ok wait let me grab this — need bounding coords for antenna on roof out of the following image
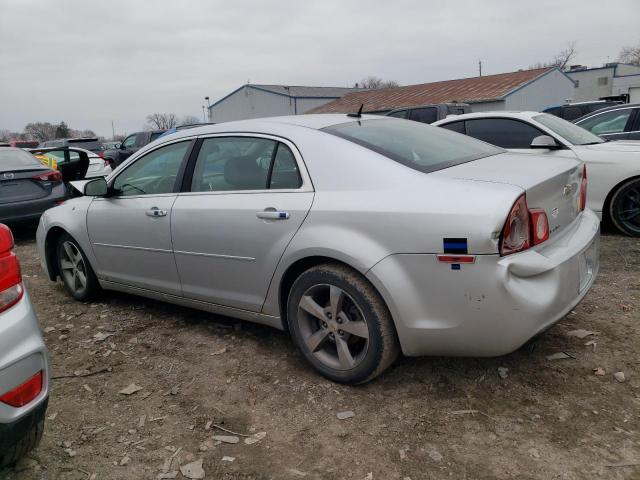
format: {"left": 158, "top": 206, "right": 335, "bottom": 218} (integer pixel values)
{"left": 347, "top": 104, "right": 364, "bottom": 118}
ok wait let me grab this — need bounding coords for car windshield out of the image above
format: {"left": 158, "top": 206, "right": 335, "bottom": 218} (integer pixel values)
{"left": 322, "top": 118, "right": 502, "bottom": 173}
{"left": 533, "top": 113, "right": 605, "bottom": 145}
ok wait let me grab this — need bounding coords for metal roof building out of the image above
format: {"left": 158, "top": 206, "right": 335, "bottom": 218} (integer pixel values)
{"left": 207, "top": 84, "right": 364, "bottom": 123}
{"left": 312, "top": 67, "right": 576, "bottom": 114}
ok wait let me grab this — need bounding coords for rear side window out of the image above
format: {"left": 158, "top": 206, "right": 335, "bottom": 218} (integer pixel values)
{"left": 464, "top": 118, "right": 544, "bottom": 149}
{"left": 440, "top": 121, "right": 465, "bottom": 134}
{"left": 322, "top": 119, "right": 501, "bottom": 174}
{"left": 190, "top": 137, "right": 302, "bottom": 192}
{"left": 408, "top": 107, "right": 438, "bottom": 124}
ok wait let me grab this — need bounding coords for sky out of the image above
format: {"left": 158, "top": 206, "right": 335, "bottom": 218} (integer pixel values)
{"left": 1, "top": 0, "right": 638, "bottom": 138}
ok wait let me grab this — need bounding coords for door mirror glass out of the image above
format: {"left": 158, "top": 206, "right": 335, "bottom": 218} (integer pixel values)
{"left": 84, "top": 177, "right": 108, "bottom": 196}
{"left": 530, "top": 135, "right": 561, "bottom": 149}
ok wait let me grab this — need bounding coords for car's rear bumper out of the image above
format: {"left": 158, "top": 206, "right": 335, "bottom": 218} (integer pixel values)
{"left": 0, "top": 187, "right": 66, "bottom": 223}
{"left": 0, "top": 291, "right": 50, "bottom": 425}
{"left": 366, "top": 209, "right": 600, "bottom": 357}
{"left": 0, "top": 397, "right": 48, "bottom": 460}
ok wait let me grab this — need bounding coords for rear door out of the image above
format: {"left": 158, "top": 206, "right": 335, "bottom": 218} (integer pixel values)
{"left": 87, "top": 140, "right": 193, "bottom": 295}
{"left": 171, "top": 135, "right": 314, "bottom": 312}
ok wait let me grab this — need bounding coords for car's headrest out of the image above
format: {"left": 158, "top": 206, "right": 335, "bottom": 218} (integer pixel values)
{"left": 223, "top": 155, "right": 266, "bottom": 189}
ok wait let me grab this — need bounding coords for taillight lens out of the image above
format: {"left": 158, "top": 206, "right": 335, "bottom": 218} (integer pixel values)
{"left": 530, "top": 208, "right": 549, "bottom": 245}
{"left": 500, "top": 195, "right": 551, "bottom": 255}
{"left": 579, "top": 164, "right": 587, "bottom": 211}
{"left": 0, "top": 371, "right": 43, "bottom": 407}
{"left": 500, "top": 195, "right": 531, "bottom": 255}
{"left": 32, "top": 170, "right": 63, "bottom": 182}
{"left": 0, "top": 224, "right": 23, "bottom": 313}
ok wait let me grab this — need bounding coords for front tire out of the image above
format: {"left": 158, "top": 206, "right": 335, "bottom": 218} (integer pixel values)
{"left": 609, "top": 178, "right": 640, "bottom": 237}
{"left": 287, "top": 263, "right": 399, "bottom": 384}
{"left": 56, "top": 233, "right": 100, "bottom": 301}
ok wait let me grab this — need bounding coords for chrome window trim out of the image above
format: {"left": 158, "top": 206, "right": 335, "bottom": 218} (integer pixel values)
{"left": 575, "top": 106, "right": 636, "bottom": 124}
{"left": 185, "top": 132, "right": 314, "bottom": 194}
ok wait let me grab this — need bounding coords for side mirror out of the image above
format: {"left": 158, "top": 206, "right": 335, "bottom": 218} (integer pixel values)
{"left": 114, "top": 143, "right": 121, "bottom": 149}
{"left": 530, "top": 135, "right": 561, "bottom": 149}
{"left": 84, "top": 177, "right": 108, "bottom": 196}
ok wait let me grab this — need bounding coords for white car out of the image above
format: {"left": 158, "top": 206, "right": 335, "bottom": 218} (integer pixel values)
{"left": 434, "top": 112, "right": 640, "bottom": 236}
{"left": 39, "top": 147, "right": 112, "bottom": 179}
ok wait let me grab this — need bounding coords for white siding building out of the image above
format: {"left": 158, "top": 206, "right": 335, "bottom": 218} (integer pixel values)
{"left": 208, "top": 85, "right": 363, "bottom": 123}
{"left": 567, "top": 63, "right": 640, "bottom": 102}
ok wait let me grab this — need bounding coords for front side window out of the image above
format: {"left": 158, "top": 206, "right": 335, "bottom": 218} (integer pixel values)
{"left": 191, "top": 137, "right": 281, "bottom": 192}
{"left": 409, "top": 107, "right": 438, "bottom": 124}
{"left": 322, "top": 118, "right": 502, "bottom": 174}
{"left": 122, "top": 135, "right": 136, "bottom": 149}
{"left": 534, "top": 113, "right": 604, "bottom": 145}
{"left": 464, "top": 118, "right": 545, "bottom": 149}
{"left": 577, "top": 109, "right": 633, "bottom": 135}
{"left": 112, "top": 141, "right": 189, "bottom": 196}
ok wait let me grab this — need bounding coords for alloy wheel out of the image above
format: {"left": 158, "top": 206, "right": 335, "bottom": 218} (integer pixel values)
{"left": 614, "top": 183, "right": 640, "bottom": 235}
{"left": 296, "top": 284, "right": 370, "bottom": 370}
{"left": 59, "top": 241, "right": 88, "bottom": 293}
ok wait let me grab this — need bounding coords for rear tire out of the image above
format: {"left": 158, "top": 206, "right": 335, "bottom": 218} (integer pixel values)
{"left": 609, "top": 178, "right": 640, "bottom": 237}
{"left": 0, "top": 403, "right": 46, "bottom": 468}
{"left": 287, "top": 263, "right": 399, "bottom": 384}
{"left": 56, "top": 233, "right": 101, "bottom": 301}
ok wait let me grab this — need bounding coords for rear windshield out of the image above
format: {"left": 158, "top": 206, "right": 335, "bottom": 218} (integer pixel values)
{"left": 322, "top": 118, "right": 502, "bottom": 173}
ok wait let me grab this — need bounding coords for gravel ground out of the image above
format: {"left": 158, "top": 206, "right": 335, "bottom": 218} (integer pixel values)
{"left": 1, "top": 227, "right": 639, "bottom": 480}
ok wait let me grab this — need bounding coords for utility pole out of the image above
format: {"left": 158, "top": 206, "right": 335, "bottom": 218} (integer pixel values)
{"left": 479, "top": 60, "right": 482, "bottom": 77}
{"left": 111, "top": 121, "right": 115, "bottom": 140}
{"left": 204, "top": 96, "right": 211, "bottom": 122}
{"left": 202, "top": 105, "right": 206, "bottom": 122}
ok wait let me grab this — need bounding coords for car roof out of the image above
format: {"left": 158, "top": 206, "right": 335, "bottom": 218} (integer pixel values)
{"left": 433, "top": 111, "right": 541, "bottom": 125}
{"left": 574, "top": 103, "right": 640, "bottom": 122}
{"left": 158, "top": 114, "right": 385, "bottom": 142}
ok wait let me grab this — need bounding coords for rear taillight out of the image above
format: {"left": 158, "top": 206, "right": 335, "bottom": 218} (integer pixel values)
{"left": 32, "top": 170, "right": 63, "bottom": 183}
{"left": 98, "top": 151, "right": 104, "bottom": 158}
{"left": 579, "top": 164, "right": 587, "bottom": 211}
{"left": 500, "top": 195, "right": 531, "bottom": 256}
{"left": 499, "top": 195, "right": 551, "bottom": 256}
{"left": 0, "top": 224, "right": 23, "bottom": 313}
{"left": 530, "top": 208, "right": 549, "bottom": 245}
{"left": 0, "top": 371, "right": 43, "bottom": 407}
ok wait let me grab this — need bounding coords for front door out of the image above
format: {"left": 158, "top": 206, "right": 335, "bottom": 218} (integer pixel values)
{"left": 171, "top": 135, "right": 314, "bottom": 312}
{"left": 87, "top": 140, "right": 192, "bottom": 295}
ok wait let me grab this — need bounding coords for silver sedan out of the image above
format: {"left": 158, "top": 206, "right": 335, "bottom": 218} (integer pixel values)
{"left": 36, "top": 115, "right": 599, "bottom": 384}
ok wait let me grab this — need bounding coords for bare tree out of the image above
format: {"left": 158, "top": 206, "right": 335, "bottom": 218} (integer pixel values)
{"left": 356, "top": 76, "right": 400, "bottom": 89}
{"left": 529, "top": 41, "right": 577, "bottom": 71}
{"left": 180, "top": 115, "right": 201, "bottom": 126}
{"left": 145, "top": 113, "right": 178, "bottom": 130}
{"left": 619, "top": 41, "right": 640, "bottom": 66}
{"left": 24, "top": 122, "right": 58, "bottom": 142}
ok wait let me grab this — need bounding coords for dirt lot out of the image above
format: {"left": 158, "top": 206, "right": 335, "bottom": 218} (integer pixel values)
{"left": 1, "top": 227, "right": 639, "bottom": 480}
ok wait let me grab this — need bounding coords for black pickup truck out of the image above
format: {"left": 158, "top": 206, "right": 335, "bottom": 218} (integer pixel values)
{"left": 103, "top": 130, "right": 166, "bottom": 166}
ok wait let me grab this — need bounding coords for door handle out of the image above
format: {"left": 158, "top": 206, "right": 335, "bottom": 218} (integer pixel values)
{"left": 146, "top": 207, "right": 167, "bottom": 217}
{"left": 256, "top": 209, "right": 290, "bottom": 220}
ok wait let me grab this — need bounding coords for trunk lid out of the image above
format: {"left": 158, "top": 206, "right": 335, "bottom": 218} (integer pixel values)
{"left": 433, "top": 152, "right": 583, "bottom": 239}
{"left": 0, "top": 168, "right": 56, "bottom": 204}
